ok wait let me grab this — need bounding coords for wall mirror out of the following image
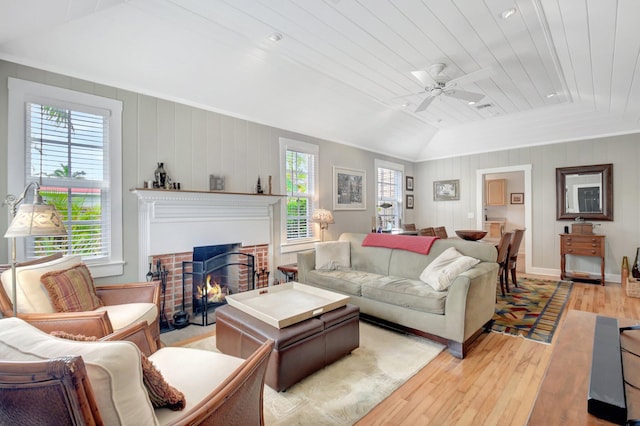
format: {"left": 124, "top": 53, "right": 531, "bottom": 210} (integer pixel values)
{"left": 556, "top": 163, "right": 613, "bottom": 221}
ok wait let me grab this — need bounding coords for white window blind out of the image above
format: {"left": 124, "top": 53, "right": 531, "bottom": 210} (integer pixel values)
{"left": 25, "top": 102, "right": 111, "bottom": 260}
{"left": 285, "top": 149, "right": 316, "bottom": 241}
{"left": 376, "top": 161, "right": 403, "bottom": 230}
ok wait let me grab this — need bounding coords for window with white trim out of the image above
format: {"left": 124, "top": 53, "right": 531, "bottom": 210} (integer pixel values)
{"left": 375, "top": 159, "right": 404, "bottom": 231}
{"left": 8, "top": 78, "right": 123, "bottom": 277}
{"left": 279, "top": 138, "right": 318, "bottom": 252}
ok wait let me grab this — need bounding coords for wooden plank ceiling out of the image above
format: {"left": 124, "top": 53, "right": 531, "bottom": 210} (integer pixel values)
{"left": 0, "top": 0, "right": 639, "bottom": 160}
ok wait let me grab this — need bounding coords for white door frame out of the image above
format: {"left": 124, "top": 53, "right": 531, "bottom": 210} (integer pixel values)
{"left": 476, "top": 164, "right": 532, "bottom": 275}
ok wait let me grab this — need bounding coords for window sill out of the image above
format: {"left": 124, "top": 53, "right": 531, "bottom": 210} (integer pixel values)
{"left": 280, "top": 240, "right": 318, "bottom": 254}
{"left": 86, "top": 260, "right": 125, "bottom": 278}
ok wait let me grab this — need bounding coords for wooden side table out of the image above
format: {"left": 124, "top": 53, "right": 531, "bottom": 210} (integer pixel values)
{"left": 560, "top": 233, "right": 605, "bottom": 285}
{"left": 277, "top": 263, "right": 298, "bottom": 282}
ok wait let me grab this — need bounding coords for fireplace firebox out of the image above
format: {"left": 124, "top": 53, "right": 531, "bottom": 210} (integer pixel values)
{"left": 182, "top": 243, "right": 255, "bottom": 326}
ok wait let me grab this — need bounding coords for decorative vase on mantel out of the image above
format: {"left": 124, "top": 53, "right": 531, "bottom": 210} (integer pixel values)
{"left": 632, "top": 248, "right": 640, "bottom": 279}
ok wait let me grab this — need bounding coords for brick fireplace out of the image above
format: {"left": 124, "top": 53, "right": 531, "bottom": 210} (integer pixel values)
{"left": 132, "top": 189, "right": 282, "bottom": 325}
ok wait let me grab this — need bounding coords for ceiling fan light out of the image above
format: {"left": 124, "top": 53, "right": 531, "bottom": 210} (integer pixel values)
{"left": 500, "top": 8, "right": 517, "bottom": 19}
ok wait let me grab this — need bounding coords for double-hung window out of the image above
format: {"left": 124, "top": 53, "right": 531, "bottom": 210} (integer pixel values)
{"left": 8, "top": 78, "right": 123, "bottom": 277}
{"left": 375, "top": 159, "right": 404, "bottom": 231}
{"left": 279, "top": 138, "right": 318, "bottom": 252}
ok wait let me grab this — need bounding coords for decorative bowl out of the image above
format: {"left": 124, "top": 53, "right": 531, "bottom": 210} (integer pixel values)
{"left": 455, "top": 230, "right": 488, "bottom": 241}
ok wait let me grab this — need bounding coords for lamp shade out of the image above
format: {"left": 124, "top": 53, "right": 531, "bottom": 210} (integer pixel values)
{"left": 4, "top": 203, "right": 66, "bottom": 238}
{"left": 311, "top": 209, "right": 335, "bottom": 225}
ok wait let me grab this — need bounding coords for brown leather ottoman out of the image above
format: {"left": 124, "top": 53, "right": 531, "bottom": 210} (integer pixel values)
{"left": 216, "top": 303, "right": 359, "bottom": 391}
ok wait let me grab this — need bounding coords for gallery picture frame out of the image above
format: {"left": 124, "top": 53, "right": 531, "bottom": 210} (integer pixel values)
{"left": 406, "top": 194, "right": 414, "bottom": 209}
{"left": 406, "top": 176, "right": 414, "bottom": 192}
{"left": 511, "top": 192, "right": 524, "bottom": 204}
{"left": 333, "top": 166, "right": 366, "bottom": 210}
{"left": 433, "top": 179, "right": 460, "bottom": 201}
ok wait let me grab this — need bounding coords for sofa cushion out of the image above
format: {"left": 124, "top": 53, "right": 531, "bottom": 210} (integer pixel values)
{"left": 306, "top": 269, "right": 387, "bottom": 296}
{"left": 96, "top": 302, "right": 158, "bottom": 330}
{"left": 339, "top": 233, "right": 392, "bottom": 276}
{"left": 41, "top": 264, "right": 104, "bottom": 312}
{"left": 419, "top": 247, "right": 480, "bottom": 291}
{"left": 361, "top": 278, "right": 447, "bottom": 315}
{"left": 315, "top": 241, "right": 350, "bottom": 270}
{"left": 0, "top": 317, "right": 158, "bottom": 426}
{"left": 1, "top": 255, "right": 82, "bottom": 313}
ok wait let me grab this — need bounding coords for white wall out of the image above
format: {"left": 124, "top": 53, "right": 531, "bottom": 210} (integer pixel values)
{"left": 0, "top": 60, "right": 414, "bottom": 283}
{"left": 414, "top": 136, "right": 640, "bottom": 280}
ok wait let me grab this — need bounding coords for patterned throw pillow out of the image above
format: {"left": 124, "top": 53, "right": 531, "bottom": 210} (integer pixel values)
{"left": 40, "top": 264, "right": 103, "bottom": 312}
{"left": 50, "top": 330, "right": 186, "bottom": 411}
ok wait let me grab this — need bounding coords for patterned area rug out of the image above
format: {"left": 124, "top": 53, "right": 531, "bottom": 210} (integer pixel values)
{"left": 492, "top": 278, "right": 573, "bottom": 344}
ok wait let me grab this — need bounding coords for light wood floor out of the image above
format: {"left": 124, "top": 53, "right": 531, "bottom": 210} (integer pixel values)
{"left": 356, "top": 274, "right": 640, "bottom": 425}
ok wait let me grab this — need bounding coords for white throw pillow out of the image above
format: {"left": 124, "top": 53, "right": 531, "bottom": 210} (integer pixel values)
{"left": 315, "top": 241, "right": 350, "bottom": 270}
{"left": 419, "top": 247, "right": 480, "bottom": 291}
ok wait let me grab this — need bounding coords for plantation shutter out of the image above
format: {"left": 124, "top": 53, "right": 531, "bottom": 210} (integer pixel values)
{"left": 25, "top": 102, "right": 111, "bottom": 260}
{"left": 285, "top": 149, "right": 316, "bottom": 241}
{"left": 376, "top": 166, "right": 403, "bottom": 229}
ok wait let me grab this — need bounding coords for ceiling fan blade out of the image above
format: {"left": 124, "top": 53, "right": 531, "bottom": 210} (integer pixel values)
{"left": 444, "top": 89, "right": 485, "bottom": 103}
{"left": 414, "top": 96, "right": 435, "bottom": 112}
{"left": 446, "top": 67, "right": 494, "bottom": 88}
{"left": 411, "top": 70, "right": 435, "bottom": 87}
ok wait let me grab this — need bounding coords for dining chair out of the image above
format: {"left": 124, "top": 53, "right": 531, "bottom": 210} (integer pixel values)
{"left": 496, "top": 231, "right": 514, "bottom": 296}
{"left": 507, "top": 228, "right": 526, "bottom": 288}
{"left": 418, "top": 227, "right": 436, "bottom": 236}
{"left": 434, "top": 226, "right": 448, "bottom": 239}
{"left": 403, "top": 223, "right": 417, "bottom": 231}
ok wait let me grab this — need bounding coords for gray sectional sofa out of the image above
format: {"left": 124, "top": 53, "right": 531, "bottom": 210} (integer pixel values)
{"left": 297, "top": 232, "right": 498, "bottom": 358}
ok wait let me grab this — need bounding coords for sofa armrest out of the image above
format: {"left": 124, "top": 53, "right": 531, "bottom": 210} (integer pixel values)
{"left": 296, "top": 250, "right": 316, "bottom": 283}
{"left": 444, "top": 262, "right": 498, "bottom": 342}
{"left": 20, "top": 311, "right": 114, "bottom": 338}
{"left": 96, "top": 281, "right": 160, "bottom": 308}
{"left": 100, "top": 321, "right": 158, "bottom": 356}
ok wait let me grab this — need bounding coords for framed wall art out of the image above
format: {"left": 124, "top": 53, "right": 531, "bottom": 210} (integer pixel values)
{"left": 406, "top": 176, "right": 414, "bottom": 191}
{"left": 333, "top": 166, "right": 366, "bottom": 210}
{"left": 433, "top": 179, "right": 460, "bottom": 201}
{"left": 406, "top": 194, "right": 414, "bottom": 209}
{"left": 511, "top": 192, "right": 524, "bottom": 204}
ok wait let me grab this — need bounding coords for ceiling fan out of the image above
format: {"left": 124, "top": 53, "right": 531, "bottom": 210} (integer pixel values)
{"left": 409, "top": 63, "right": 493, "bottom": 113}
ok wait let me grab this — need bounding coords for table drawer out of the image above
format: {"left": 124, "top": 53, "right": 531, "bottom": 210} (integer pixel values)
{"left": 561, "top": 236, "right": 603, "bottom": 256}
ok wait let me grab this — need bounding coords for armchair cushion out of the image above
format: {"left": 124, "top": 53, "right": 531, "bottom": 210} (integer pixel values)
{"left": 1, "top": 255, "right": 81, "bottom": 313}
{"left": 0, "top": 317, "right": 157, "bottom": 426}
{"left": 41, "top": 264, "right": 103, "bottom": 312}
{"left": 51, "top": 329, "right": 186, "bottom": 411}
{"left": 96, "top": 302, "right": 158, "bottom": 332}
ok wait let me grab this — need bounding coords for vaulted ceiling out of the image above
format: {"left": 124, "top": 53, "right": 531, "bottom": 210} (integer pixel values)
{"left": 1, "top": 0, "right": 639, "bottom": 161}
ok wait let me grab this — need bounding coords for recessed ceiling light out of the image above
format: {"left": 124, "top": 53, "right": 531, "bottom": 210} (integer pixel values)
{"left": 468, "top": 101, "right": 476, "bottom": 105}
{"left": 500, "top": 8, "right": 517, "bottom": 19}
{"left": 546, "top": 92, "right": 556, "bottom": 98}
{"left": 401, "top": 102, "right": 410, "bottom": 108}
{"left": 268, "top": 32, "right": 283, "bottom": 42}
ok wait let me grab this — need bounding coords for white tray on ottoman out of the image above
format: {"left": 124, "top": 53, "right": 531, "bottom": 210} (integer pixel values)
{"left": 225, "top": 282, "right": 349, "bottom": 328}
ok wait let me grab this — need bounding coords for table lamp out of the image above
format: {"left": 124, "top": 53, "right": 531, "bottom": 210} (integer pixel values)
{"left": 4, "top": 182, "right": 67, "bottom": 316}
{"left": 311, "top": 209, "right": 334, "bottom": 242}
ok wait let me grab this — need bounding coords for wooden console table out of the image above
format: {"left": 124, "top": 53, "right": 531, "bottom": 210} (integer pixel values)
{"left": 528, "top": 310, "right": 639, "bottom": 424}
{"left": 560, "top": 233, "right": 605, "bottom": 285}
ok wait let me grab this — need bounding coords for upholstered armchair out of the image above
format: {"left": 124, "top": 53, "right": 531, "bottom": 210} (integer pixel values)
{"left": 0, "top": 253, "right": 162, "bottom": 345}
{"left": 0, "top": 318, "right": 274, "bottom": 425}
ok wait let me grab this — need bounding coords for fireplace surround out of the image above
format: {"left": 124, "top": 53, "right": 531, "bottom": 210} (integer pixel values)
{"left": 133, "top": 189, "right": 282, "bottom": 324}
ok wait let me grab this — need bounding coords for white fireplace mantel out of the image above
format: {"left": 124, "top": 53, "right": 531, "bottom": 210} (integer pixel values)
{"left": 132, "top": 189, "right": 283, "bottom": 280}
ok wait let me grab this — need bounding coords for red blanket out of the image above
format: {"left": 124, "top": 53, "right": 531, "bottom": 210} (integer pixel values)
{"left": 362, "top": 233, "right": 439, "bottom": 255}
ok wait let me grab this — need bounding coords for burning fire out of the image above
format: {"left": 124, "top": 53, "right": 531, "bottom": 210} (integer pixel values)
{"left": 198, "top": 276, "right": 227, "bottom": 303}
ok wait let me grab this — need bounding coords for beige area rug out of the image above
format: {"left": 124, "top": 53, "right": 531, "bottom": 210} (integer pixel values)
{"left": 183, "top": 321, "right": 445, "bottom": 425}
